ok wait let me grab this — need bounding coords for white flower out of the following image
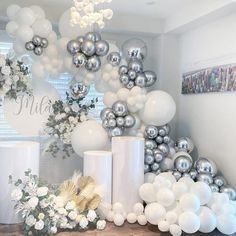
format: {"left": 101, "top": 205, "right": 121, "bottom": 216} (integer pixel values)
{"left": 65, "top": 107, "right": 70, "bottom": 113}
{"left": 79, "top": 217, "right": 88, "bottom": 229}
{"left": 48, "top": 210, "right": 55, "bottom": 217}
{"left": 50, "top": 226, "right": 57, "bottom": 234}
{"left": 58, "top": 207, "right": 68, "bottom": 216}
{"left": 38, "top": 213, "right": 45, "bottom": 220}
{"left": 11, "top": 188, "right": 23, "bottom": 201}
{"left": 71, "top": 102, "right": 80, "bottom": 112}
{"left": 25, "top": 215, "right": 36, "bottom": 227}
{"left": 87, "top": 210, "right": 97, "bottom": 222}
{"left": 0, "top": 57, "right": 6, "bottom": 67}
{"left": 28, "top": 197, "right": 39, "bottom": 209}
{"left": 40, "top": 199, "right": 50, "bottom": 208}
{"left": 34, "top": 220, "right": 44, "bottom": 230}
{"left": 13, "top": 75, "right": 19, "bottom": 82}
{"left": 80, "top": 114, "right": 87, "bottom": 122}
{"left": 59, "top": 216, "right": 68, "bottom": 228}
{"left": 68, "top": 210, "right": 77, "bottom": 220}
{"left": 37, "top": 187, "right": 48, "bottom": 197}
{"left": 96, "top": 220, "right": 106, "bottom": 230}
{"left": 65, "top": 201, "right": 76, "bottom": 211}
{"left": 1, "top": 66, "right": 11, "bottom": 75}
{"left": 69, "top": 116, "right": 75, "bottom": 122}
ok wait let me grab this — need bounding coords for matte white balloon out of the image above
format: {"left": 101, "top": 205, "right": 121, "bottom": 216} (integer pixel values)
{"left": 179, "top": 193, "right": 200, "bottom": 212}
{"left": 191, "top": 182, "right": 212, "bottom": 205}
{"left": 103, "top": 92, "right": 118, "bottom": 108}
{"left": 158, "top": 220, "right": 170, "bottom": 232}
{"left": 145, "top": 203, "right": 166, "bottom": 225}
{"left": 144, "top": 173, "right": 156, "bottom": 183}
{"left": 157, "top": 188, "right": 175, "bottom": 207}
{"left": 178, "top": 212, "right": 200, "bottom": 234}
{"left": 127, "top": 213, "right": 137, "bottom": 224}
{"left": 172, "top": 182, "right": 188, "bottom": 200}
{"left": 217, "top": 214, "right": 236, "bottom": 235}
{"left": 169, "top": 224, "right": 182, "bottom": 236}
{"left": 16, "top": 7, "right": 36, "bottom": 26}
{"left": 113, "top": 214, "right": 125, "bottom": 226}
{"left": 7, "top": 4, "right": 20, "bottom": 20}
{"left": 30, "top": 5, "right": 45, "bottom": 19}
{"left": 178, "top": 177, "right": 195, "bottom": 190}
{"left": 137, "top": 215, "right": 147, "bottom": 226}
{"left": 32, "top": 19, "right": 52, "bottom": 38}
{"left": 165, "top": 211, "right": 178, "bottom": 224}
{"left": 16, "top": 25, "right": 33, "bottom": 43}
{"left": 71, "top": 120, "right": 109, "bottom": 157}
{"left": 133, "top": 203, "right": 144, "bottom": 215}
{"left": 198, "top": 207, "right": 217, "bottom": 233}
{"left": 6, "top": 21, "right": 18, "bottom": 37}
{"left": 139, "top": 183, "right": 156, "bottom": 203}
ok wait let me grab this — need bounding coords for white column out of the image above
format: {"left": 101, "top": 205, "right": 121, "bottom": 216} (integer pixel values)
{"left": 112, "top": 136, "right": 144, "bottom": 212}
{"left": 83, "top": 151, "right": 112, "bottom": 204}
{"left": 0, "top": 141, "right": 40, "bottom": 224}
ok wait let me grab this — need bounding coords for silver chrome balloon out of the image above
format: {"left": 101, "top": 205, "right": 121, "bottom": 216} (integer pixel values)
{"left": 77, "top": 36, "right": 85, "bottom": 44}
{"left": 175, "top": 137, "right": 194, "bottom": 153}
{"left": 107, "top": 52, "right": 121, "bottom": 66}
{"left": 119, "top": 65, "right": 129, "bottom": 75}
{"left": 73, "top": 53, "right": 87, "bottom": 68}
{"left": 85, "top": 56, "right": 101, "bottom": 72}
{"left": 163, "top": 136, "right": 171, "bottom": 144}
{"left": 85, "top": 32, "right": 101, "bottom": 42}
{"left": 210, "top": 184, "right": 220, "bottom": 193}
{"left": 155, "top": 136, "right": 163, "bottom": 144}
{"left": 145, "top": 139, "right": 158, "bottom": 150}
{"left": 214, "top": 176, "right": 227, "bottom": 187}
{"left": 96, "top": 40, "right": 109, "bottom": 56}
{"left": 145, "top": 125, "right": 158, "bottom": 139}
{"left": 122, "top": 38, "right": 147, "bottom": 60}
{"left": 102, "top": 119, "right": 109, "bottom": 129}
{"left": 151, "top": 162, "right": 160, "bottom": 172}
{"left": 174, "top": 155, "right": 193, "bottom": 173}
{"left": 195, "top": 158, "right": 217, "bottom": 177}
{"left": 70, "top": 81, "right": 90, "bottom": 98}
{"left": 81, "top": 40, "right": 96, "bottom": 56}
{"left": 153, "top": 149, "right": 164, "bottom": 163}
{"left": 106, "top": 111, "right": 116, "bottom": 120}
{"left": 124, "top": 115, "right": 136, "bottom": 128}
{"left": 126, "top": 80, "right": 135, "bottom": 89}
{"left": 34, "top": 46, "right": 43, "bottom": 56}
{"left": 145, "top": 148, "right": 154, "bottom": 156}
{"left": 108, "top": 118, "right": 117, "bottom": 128}
{"left": 158, "top": 128, "right": 166, "bottom": 137}
{"left": 162, "top": 124, "right": 171, "bottom": 135}
{"left": 144, "top": 70, "right": 157, "bottom": 87}
{"left": 120, "top": 74, "right": 130, "bottom": 85}
{"left": 112, "top": 101, "right": 128, "bottom": 117}
{"left": 67, "top": 40, "right": 81, "bottom": 55}
{"left": 145, "top": 155, "right": 155, "bottom": 165}
{"left": 144, "top": 164, "right": 151, "bottom": 174}
{"left": 109, "top": 127, "right": 123, "bottom": 137}
{"left": 116, "top": 117, "right": 125, "bottom": 127}
{"left": 196, "top": 173, "right": 213, "bottom": 185}
{"left": 41, "top": 38, "right": 48, "bottom": 48}
{"left": 25, "top": 41, "right": 35, "bottom": 51}
{"left": 172, "top": 170, "right": 182, "bottom": 181}
{"left": 100, "top": 108, "right": 113, "bottom": 120}
{"left": 32, "top": 35, "right": 42, "bottom": 46}
{"left": 220, "top": 185, "right": 236, "bottom": 201}
{"left": 189, "top": 169, "right": 198, "bottom": 180}
{"left": 128, "top": 70, "right": 137, "bottom": 80}
{"left": 128, "top": 59, "right": 143, "bottom": 73}
{"left": 135, "top": 73, "right": 147, "bottom": 88}
{"left": 158, "top": 143, "right": 170, "bottom": 157}
{"left": 182, "top": 173, "right": 191, "bottom": 178}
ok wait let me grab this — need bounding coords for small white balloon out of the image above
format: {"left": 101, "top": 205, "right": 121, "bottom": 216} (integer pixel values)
{"left": 190, "top": 182, "right": 212, "bottom": 205}
{"left": 169, "top": 224, "right": 182, "bottom": 236}
{"left": 217, "top": 214, "right": 236, "bottom": 235}
{"left": 30, "top": 5, "right": 45, "bottom": 19}
{"left": 113, "top": 214, "right": 125, "bottom": 226}
{"left": 157, "top": 188, "right": 175, "bottom": 207}
{"left": 133, "top": 203, "right": 144, "bottom": 216}
{"left": 127, "top": 213, "right": 137, "bottom": 224}
{"left": 172, "top": 182, "right": 188, "bottom": 200}
{"left": 139, "top": 183, "right": 156, "bottom": 203}
{"left": 16, "top": 7, "right": 36, "bottom": 26}
{"left": 32, "top": 19, "right": 52, "bottom": 38}
{"left": 16, "top": 25, "right": 33, "bottom": 43}
{"left": 179, "top": 193, "right": 200, "bottom": 212}
{"left": 137, "top": 215, "right": 147, "bottom": 226}
{"left": 198, "top": 207, "right": 216, "bottom": 233}
{"left": 165, "top": 211, "right": 178, "bottom": 224}
{"left": 106, "top": 211, "right": 114, "bottom": 222}
{"left": 7, "top": 4, "right": 20, "bottom": 20}
{"left": 113, "top": 202, "right": 124, "bottom": 214}
{"left": 145, "top": 203, "right": 166, "bottom": 225}
{"left": 178, "top": 177, "right": 194, "bottom": 190}
{"left": 103, "top": 92, "right": 118, "bottom": 108}
{"left": 158, "top": 220, "right": 170, "bottom": 232}
{"left": 6, "top": 21, "right": 18, "bottom": 37}
{"left": 178, "top": 212, "right": 200, "bottom": 234}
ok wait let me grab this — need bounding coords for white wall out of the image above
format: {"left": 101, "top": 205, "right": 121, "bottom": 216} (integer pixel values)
{"left": 164, "top": 12, "right": 236, "bottom": 187}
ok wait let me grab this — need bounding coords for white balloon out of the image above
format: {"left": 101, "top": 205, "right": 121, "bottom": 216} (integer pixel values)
{"left": 71, "top": 120, "right": 109, "bottom": 157}
{"left": 32, "top": 19, "right": 52, "bottom": 38}
{"left": 106, "top": 211, "right": 114, "bottom": 222}
{"left": 179, "top": 193, "right": 200, "bottom": 212}
{"left": 7, "top": 4, "right": 20, "bottom": 20}
{"left": 137, "top": 215, "right": 147, "bottom": 226}
{"left": 127, "top": 213, "right": 137, "bottom": 224}
{"left": 48, "top": 31, "right": 58, "bottom": 43}
{"left": 117, "top": 88, "right": 130, "bottom": 101}
{"left": 154, "top": 172, "right": 176, "bottom": 189}
{"left": 169, "top": 224, "right": 182, "bottom": 236}
{"left": 139, "top": 90, "right": 176, "bottom": 126}
{"left": 144, "top": 173, "right": 156, "bottom": 183}
{"left": 103, "top": 92, "right": 118, "bottom": 108}
{"left": 6, "top": 21, "right": 18, "bottom": 37}
{"left": 133, "top": 203, "right": 144, "bottom": 215}
{"left": 16, "top": 7, "right": 36, "bottom": 26}
{"left": 145, "top": 203, "right": 166, "bottom": 225}
{"left": 113, "top": 214, "right": 125, "bottom": 226}
{"left": 4, "top": 80, "right": 59, "bottom": 136}
{"left": 157, "top": 188, "right": 175, "bottom": 207}
{"left": 178, "top": 212, "right": 200, "bottom": 234}
{"left": 139, "top": 183, "right": 156, "bottom": 203}
{"left": 198, "top": 207, "right": 216, "bottom": 233}
{"left": 172, "top": 182, "right": 188, "bottom": 200}
{"left": 217, "top": 214, "right": 236, "bottom": 235}
{"left": 45, "top": 45, "right": 58, "bottom": 58}
{"left": 59, "top": 9, "right": 87, "bottom": 38}
{"left": 30, "top": 5, "right": 46, "bottom": 19}
{"left": 13, "top": 41, "right": 25, "bottom": 54}
{"left": 190, "top": 182, "right": 212, "bottom": 205}
{"left": 16, "top": 25, "right": 34, "bottom": 43}
{"left": 112, "top": 202, "right": 124, "bottom": 213}
{"left": 178, "top": 177, "right": 194, "bottom": 190}
{"left": 165, "top": 211, "right": 178, "bottom": 224}
{"left": 158, "top": 220, "right": 170, "bottom": 232}
{"left": 32, "top": 62, "right": 46, "bottom": 79}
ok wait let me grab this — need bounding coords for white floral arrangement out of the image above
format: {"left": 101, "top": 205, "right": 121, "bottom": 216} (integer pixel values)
{"left": 0, "top": 55, "right": 31, "bottom": 100}
{"left": 10, "top": 170, "right": 106, "bottom": 235}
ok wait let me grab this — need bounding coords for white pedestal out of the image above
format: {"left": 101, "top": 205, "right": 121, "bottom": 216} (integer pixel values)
{"left": 83, "top": 151, "right": 112, "bottom": 204}
{"left": 112, "top": 136, "right": 144, "bottom": 212}
{"left": 0, "top": 141, "right": 40, "bottom": 224}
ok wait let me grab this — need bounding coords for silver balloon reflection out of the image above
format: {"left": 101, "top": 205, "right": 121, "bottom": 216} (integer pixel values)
{"left": 172, "top": 170, "right": 182, "bottom": 181}
{"left": 34, "top": 46, "right": 43, "bottom": 56}
{"left": 144, "top": 70, "right": 157, "bottom": 87}
{"left": 85, "top": 32, "right": 101, "bottom": 42}
{"left": 128, "top": 59, "right": 143, "bottom": 73}
{"left": 144, "top": 164, "right": 151, "bottom": 174}
{"left": 100, "top": 108, "right": 113, "bottom": 120}
{"left": 135, "top": 73, "right": 147, "bottom": 88}
{"left": 153, "top": 149, "right": 164, "bottom": 163}
{"left": 96, "top": 40, "right": 109, "bottom": 56}
{"left": 124, "top": 115, "right": 136, "bottom": 128}
{"left": 158, "top": 143, "right": 170, "bottom": 157}
{"left": 155, "top": 136, "right": 163, "bottom": 144}
{"left": 189, "top": 169, "right": 198, "bottom": 180}
{"left": 210, "top": 184, "right": 220, "bottom": 193}
{"left": 151, "top": 163, "right": 160, "bottom": 172}
{"left": 145, "top": 139, "right": 158, "bottom": 150}
{"left": 145, "top": 125, "right": 158, "bottom": 139}
{"left": 81, "top": 40, "right": 96, "bottom": 56}
{"left": 158, "top": 128, "right": 166, "bottom": 137}
{"left": 41, "top": 38, "right": 48, "bottom": 48}
{"left": 70, "top": 81, "right": 90, "bottom": 98}
{"left": 77, "top": 36, "right": 85, "bottom": 44}
{"left": 122, "top": 38, "right": 147, "bottom": 60}
{"left": 196, "top": 173, "right": 213, "bottom": 185}
{"left": 116, "top": 117, "right": 125, "bottom": 127}
{"left": 119, "top": 74, "right": 130, "bottom": 85}
{"left": 112, "top": 101, "right": 128, "bottom": 117}
{"left": 145, "top": 155, "right": 155, "bottom": 165}
{"left": 119, "top": 65, "right": 129, "bottom": 75}
{"left": 85, "top": 56, "right": 101, "bottom": 72}
{"left": 109, "top": 127, "right": 123, "bottom": 137}
{"left": 175, "top": 137, "right": 194, "bottom": 153}
{"left": 73, "top": 53, "right": 87, "bottom": 68}
{"left": 107, "top": 52, "right": 121, "bottom": 66}
{"left": 214, "top": 176, "right": 227, "bottom": 187}
{"left": 195, "top": 158, "right": 217, "bottom": 177}
{"left": 126, "top": 80, "right": 135, "bottom": 89}
{"left": 67, "top": 40, "right": 81, "bottom": 55}
{"left": 174, "top": 155, "right": 193, "bottom": 173}
{"left": 220, "top": 185, "right": 236, "bottom": 201}
{"left": 128, "top": 70, "right": 137, "bottom": 80}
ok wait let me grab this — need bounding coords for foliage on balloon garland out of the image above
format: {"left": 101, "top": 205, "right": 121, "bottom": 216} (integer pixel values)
{"left": 10, "top": 170, "right": 106, "bottom": 235}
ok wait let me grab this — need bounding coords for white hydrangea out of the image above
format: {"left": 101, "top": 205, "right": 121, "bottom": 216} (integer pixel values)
{"left": 28, "top": 197, "right": 39, "bottom": 210}
{"left": 11, "top": 188, "right": 23, "bottom": 201}
{"left": 65, "top": 201, "right": 76, "bottom": 211}
{"left": 50, "top": 226, "right": 57, "bottom": 234}
{"left": 25, "top": 215, "right": 36, "bottom": 227}
{"left": 1, "top": 66, "right": 11, "bottom": 75}
{"left": 79, "top": 217, "right": 89, "bottom": 229}
{"left": 34, "top": 220, "right": 44, "bottom": 230}
{"left": 68, "top": 210, "right": 77, "bottom": 220}
{"left": 96, "top": 219, "right": 106, "bottom": 230}
{"left": 0, "top": 57, "right": 6, "bottom": 67}
{"left": 87, "top": 210, "right": 97, "bottom": 222}
{"left": 37, "top": 187, "right": 49, "bottom": 197}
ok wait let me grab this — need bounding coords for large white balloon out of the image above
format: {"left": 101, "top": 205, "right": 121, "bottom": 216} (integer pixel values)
{"left": 7, "top": 4, "right": 20, "bottom": 20}
{"left": 217, "top": 214, "right": 236, "bottom": 235}
{"left": 71, "top": 120, "right": 109, "bottom": 157}
{"left": 4, "top": 80, "right": 59, "bottom": 136}
{"left": 6, "top": 21, "right": 18, "bottom": 37}
{"left": 145, "top": 203, "right": 166, "bottom": 225}
{"left": 179, "top": 193, "right": 200, "bottom": 212}
{"left": 139, "top": 90, "right": 176, "bottom": 126}
{"left": 32, "top": 19, "right": 52, "bottom": 38}
{"left": 190, "top": 182, "right": 212, "bottom": 205}
{"left": 139, "top": 183, "right": 156, "bottom": 203}
{"left": 156, "top": 188, "right": 175, "bottom": 207}
{"left": 198, "top": 207, "right": 216, "bottom": 233}
{"left": 30, "top": 5, "right": 46, "bottom": 19}
{"left": 16, "top": 7, "right": 36, "bottom": 26}
{"left": 59, "top": 9, "right": 87, "bottom": 38}
{"left": 16, "top": 25, "right": 34, "bottom": 43}
{"left": 178, "top": 212, "right": 200, "bottom": 234}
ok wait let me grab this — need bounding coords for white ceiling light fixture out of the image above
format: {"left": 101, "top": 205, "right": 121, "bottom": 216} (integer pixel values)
{"left": 70, "top": 0, "right": 113, "bottom": 29}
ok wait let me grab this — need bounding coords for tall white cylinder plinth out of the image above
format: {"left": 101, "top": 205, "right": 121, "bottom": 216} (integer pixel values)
{"left": 84, "top": 151, "right": 112, "bottom": 204}
{"left": 0, "top": 141, "right": 40, "bottom": 224}
{"left": 112, "top": 136, "right": 144, "bottom": 212}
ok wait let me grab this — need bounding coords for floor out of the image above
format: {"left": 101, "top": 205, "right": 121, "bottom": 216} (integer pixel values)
{"left": 0, "top": 223, "right": 235, "bottom": 236}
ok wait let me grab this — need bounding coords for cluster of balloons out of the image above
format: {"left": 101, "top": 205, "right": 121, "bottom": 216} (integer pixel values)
{"left": 67, "top": 32, "right": 109, "bottom": 72}
{"left": 25, "top": 35, "right": 48, "bottom": 56}
{"left": 100, "top": 101, "right": 136, "bottom": 137}
{"left": 70, "top": 81, "right": 90, "bottom": 99}
{"left": 140, "top": 172, "right": 236, "bottom": 235}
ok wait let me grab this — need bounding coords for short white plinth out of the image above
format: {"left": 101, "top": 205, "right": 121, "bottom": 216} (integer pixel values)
{"left": 0, "top": 141, "right": 40, "bottom": 224}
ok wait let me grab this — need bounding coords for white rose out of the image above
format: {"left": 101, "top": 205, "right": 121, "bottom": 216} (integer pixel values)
{"left": 65, "top": 201, "right": 76, "bottom": 211}
{"left": 79, "top": 217, "right": 88, "bottom": 229}
{"left": 0, "top": 57, "right": 6, "bottom": 67}
{"left": 58, "top": 207, "right": 67, "bottom": 216}
{"left": 37, "top": 187, "right": 48, "bottom": 197}
{"left": 25, "top": 215, "right": 36, "bottom": 227}
{"left": 65, "top": 107, "right": 70, "bottom": 113}
{"left": 87, "top": 210, "right": 97, "bottom": 222}
{"left": 48, "top": 210, "right": 55, "bottom": 217}
{"left": 69, "top": 116, "right": 75, "bottom": 122}
{"left": 11, "top": 188, "right": 23, "bottom": 201}
{"left": 96, "top": 220, "right": 106, "bottom": 230}
{"left": 59, "top": 216, "right": 68, "bottom": 228}
{"left": 40, "top": 199, "right": 49, "bottom": 208}
{"left": 34, "top": 220, "right": 44, "bottom": 230}
{"left": 50, "top": 226, "right": 57, "bottom": 234}
{"left": 68, "top": 210, "right": 77, "bottom": 220}
{"left": 28, "top": 197, "right": 39, "bottom": 209}
{"left": 1, "top": 66, "right": 11, "bottom": 75}
{"left": 38, "top": 213, "right": 45, "bottom": 220}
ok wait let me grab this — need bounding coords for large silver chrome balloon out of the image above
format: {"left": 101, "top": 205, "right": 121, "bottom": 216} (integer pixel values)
{"left": 209, "top": 184, "right": 219, "bottom": 193}
{"left": 70, "top": 81, "right": 90, "bottom": 98}
{"left": 172, "top": 170, "right": 182, "bottom": 181}
{"left": 122, "top": 38, "right": 147, "bottom": 60}
{"left": 128, "top": 59, "right": 143, "bottom": 73}
{"left": 145, "top": 125, "right": 158, "bottom": 139}
{"left": 34, "top": 46, "right": 43, "bottom": 56}
{"left": 124, "top": 115, "right": 136, "bottom": 128}
{"left": 112, "top": 101, "right": 128, "bottom": 117}
{"left": 85, "top": 56, "right": 101, "bottom": 72}
{"left": 85, "top": 32, "right": 101, "bottom": 42}
{"left": 220, "top": 185, "right": 236, "bottom": 201}
{"left": 126, "top": 80, "right": 135, "bottom": 89}
{"left": 119, "top": 65, "right": 129, "bottom": 75}
{"left": 81, "top": 40, "right": 96, "bottom": 56}
{"left": 175, "top": 137, "right": 194, "bottom": 153}
{"left": 195, "top": 158, "right": 217, "bottom": 177}
{"left": 128, "top": 70, "right": 137, "bottom": 80}
{"left": 73, "top": 53, "right": 87, "bottom": 68}
{"left": 100, "top": 108, "right": 113, "bottom": 120}
{"left": 67, "top": 40, "right": 81, "bottom": 55}
{"left": 145, "top": 139, "right": 158, "bottom": 150}
{"left": 214, "top": 176, "right": 227, "bottom": 187}
{"left": 151, "top": 162, "right": 160, "bottom": 172}
{"left": 41, "top": 38, "right": 48, "bottom": 48}
{"left": 145, "top": 155, "right": 155, "bottom": 165}
{"left": 196, "top": 173, "right": 213, "bottom": 185}
{"left": 32, "top": 35, "right": 42, "bottom": 46}
{"left": 96, "top": 40, "right": 109, "bottom": 57}
{"left": 109, "top": 127, "right": 123, "bottom": 137}
{"left": 25, "top": 41, "right": 35, "bottom": 51}
{"left": 119, "top": 74, "right": 130, "bottom": 85}
{"left": 153, "top": 149, "right": 164, "bottom": 163}
{"left": 144, "top": 70, "right": 157, "bottom": 87}
{"left": 107, "top": 52, "right": 121, "bottom": 67}
{"left": 174, "top": 155, "right": 193, "bottom": 173}
{"left": 135, "top": 73, "right": 147, "bottom": 88}
{"left": 116, "top": 117, "right": 125, "bottom": 127}
{"left": 158, "top": 143, "right": 170, "bottom": 157}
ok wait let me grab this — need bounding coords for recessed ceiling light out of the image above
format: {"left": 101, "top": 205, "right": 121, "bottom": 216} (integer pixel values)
{"left": 146, "top": 1, "right": 156, "bottom": 5}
